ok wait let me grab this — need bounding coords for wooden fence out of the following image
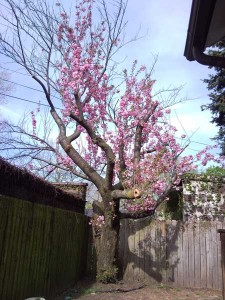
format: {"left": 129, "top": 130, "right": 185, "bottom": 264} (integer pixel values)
{"left": 0, "top": 195, "right": 89, "bottom": 300}
{"left": 0, "top": 158, "right": 89, "bottom": 300}
{"left": 119, "top": 218, "right": 224, "bottom": 290}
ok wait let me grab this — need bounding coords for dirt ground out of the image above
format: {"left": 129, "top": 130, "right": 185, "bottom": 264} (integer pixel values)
{"left": 53, "top": 279, "right": 223, "bottom": 300}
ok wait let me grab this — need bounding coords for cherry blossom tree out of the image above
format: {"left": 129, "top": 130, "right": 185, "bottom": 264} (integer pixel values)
{"left": 0, "top": 0, "right": 224, "bottom": 282}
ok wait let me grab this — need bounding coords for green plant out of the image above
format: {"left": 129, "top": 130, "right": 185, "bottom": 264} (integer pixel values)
{"left": 164, "top": 190, "right": 183, "bottom": 220}
{"left": 81, "top": 287, "right": 96, "bottom": 295}
{"left": 96, "top": 266, "right": 118, "bottom": 283}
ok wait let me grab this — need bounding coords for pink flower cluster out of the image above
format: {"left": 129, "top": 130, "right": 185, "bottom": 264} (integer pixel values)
{"left": 89, "top": 215, "right": 105, "bottom": 227}
{"left": 57, "top": 0, "right": 114, "bottom": 132}
{"left": 56, "top": 0, "right": 225, "bottom": 214}
{"left": 30, "top": 111, "right": 37, "bottom": 136}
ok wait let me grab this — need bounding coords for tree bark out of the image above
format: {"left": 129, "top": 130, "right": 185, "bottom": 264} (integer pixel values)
{"left": 93, "top": 194, "right": 120, "bottom": 283}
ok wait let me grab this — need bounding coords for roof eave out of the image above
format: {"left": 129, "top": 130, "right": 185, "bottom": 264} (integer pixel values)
{"left": 184, "top": 0, "right": 216, "bottom": 61}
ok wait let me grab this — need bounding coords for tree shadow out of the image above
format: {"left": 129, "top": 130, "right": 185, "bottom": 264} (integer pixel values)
{"left": 119, "top": 217, "right": 183, "bottom": 284}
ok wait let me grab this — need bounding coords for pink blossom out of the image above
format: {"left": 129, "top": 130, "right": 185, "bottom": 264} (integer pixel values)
{"left": 55, "top": 0, "right": 225, "bottom": 214}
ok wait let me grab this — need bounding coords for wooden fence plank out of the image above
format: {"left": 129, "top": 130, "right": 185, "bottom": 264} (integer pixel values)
{"left": 194, "top": 222, "right": 201, "bottom": 288}
{"left": 133, "top": 220, "right": 140, "bottom": 281}
{"left": 152, "top": 220, "right": 160, "bottom": 283}
{"left": 199, "top": 222, "right": 207, "bottom": 288}
{"left": 219, "top": 221, "right": 224, "bottom": 290}
{"left": 143, "top": 218, "right": 151, "bottom": 282}
{"left": 206, "top": 222, "right": 213, "bottom": 289}
{"left": 11, "top": 208, "right": 24, "bottom": 299}
{"left": 155, "top": 220, "right": 159, "bottom": 279}
{"left": 176, "top": 222, "right": 184, "bottom": 287}
{"left": 173, "top": 220, "right": 180, "bottom": 287}
{"left": 21, "top": 203, "right": 34, "bottom": 299}
{"left": 127, "top": 219, "right": 135, "bottom": 280}
{"left": 119, "top": 219, "right": 125, "bottom": 276}
{"left": 0, "top": 200, "right": 9, "bottom": 297}
{"left": 166, "top": 220, "right": 180, "bottom": 286}
{"left": 144, "top": 219, "right": 157, "bottom": 283}
{"left": 188, "top": 222, "right": 195, "bottom": 288}
{"left": 143, "top": 217, "right": 151, "bottom": 281}
{"left": 182, "top": 223, "right": 189, "bottom": 287}
{"left": 211, "top": 222, "right": 218, "bottom": 290}
{"left": 160, "top": 221, "right": 167, "bottom": 282}
{"left": 9, "top": 203, "right": 21, "bottom": 300}
{"left": 215, "top": 221, "right": 222, "bottom": 290}
{"left": 138, "top": 218, "right": 146, "bottom": 281}
{"left": 217, "top": 221, "right": 223, "bottom": 290}
{"left": 123, "top": 219, "right": 129, "bottom": 277}
{"left": 2, "top": 203, "right": 16, "bottom": 300}
{"left": 122, "top": 219, "right": 129, "bottom": 279}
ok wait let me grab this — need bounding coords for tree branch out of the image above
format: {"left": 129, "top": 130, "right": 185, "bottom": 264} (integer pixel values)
{"left": 111, "top": 188, "right": 140, "bottom": 199}
{"left": 70, "top": 112, "right": 115, "bottom": 188}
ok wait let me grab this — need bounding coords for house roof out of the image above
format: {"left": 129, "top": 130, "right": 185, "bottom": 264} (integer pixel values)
{"left": 184, "top": 0, "right": 225, "bottom": 67}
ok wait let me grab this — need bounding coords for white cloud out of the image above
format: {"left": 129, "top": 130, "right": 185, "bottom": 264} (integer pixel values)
{"left": 0, "top": 105, "right": 21, "bottom": 121}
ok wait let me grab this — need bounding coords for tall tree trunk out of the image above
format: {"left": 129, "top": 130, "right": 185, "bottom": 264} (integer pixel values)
{"left": 92, "top": 195, "right": 120, "bottom": 283}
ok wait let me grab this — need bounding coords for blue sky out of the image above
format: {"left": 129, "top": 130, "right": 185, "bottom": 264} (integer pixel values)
{"left": 0, "top": 0, "right": 218, "bottom": 159}
{"left": 123, "top": 0, "right": 218, "bottom": 156}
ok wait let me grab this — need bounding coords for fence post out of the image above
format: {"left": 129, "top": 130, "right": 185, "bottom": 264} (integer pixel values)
{"left": 218, "top": 229, "right": 225, "bottom": 299}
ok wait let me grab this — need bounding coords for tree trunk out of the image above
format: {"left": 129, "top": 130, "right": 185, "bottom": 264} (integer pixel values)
{"left": 92, "top": 195, "right": 120, "bottom": 283}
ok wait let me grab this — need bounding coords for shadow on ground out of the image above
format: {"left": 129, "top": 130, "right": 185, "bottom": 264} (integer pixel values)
{"left": 52, "top": 277, "right": 222, "bottom": 300}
